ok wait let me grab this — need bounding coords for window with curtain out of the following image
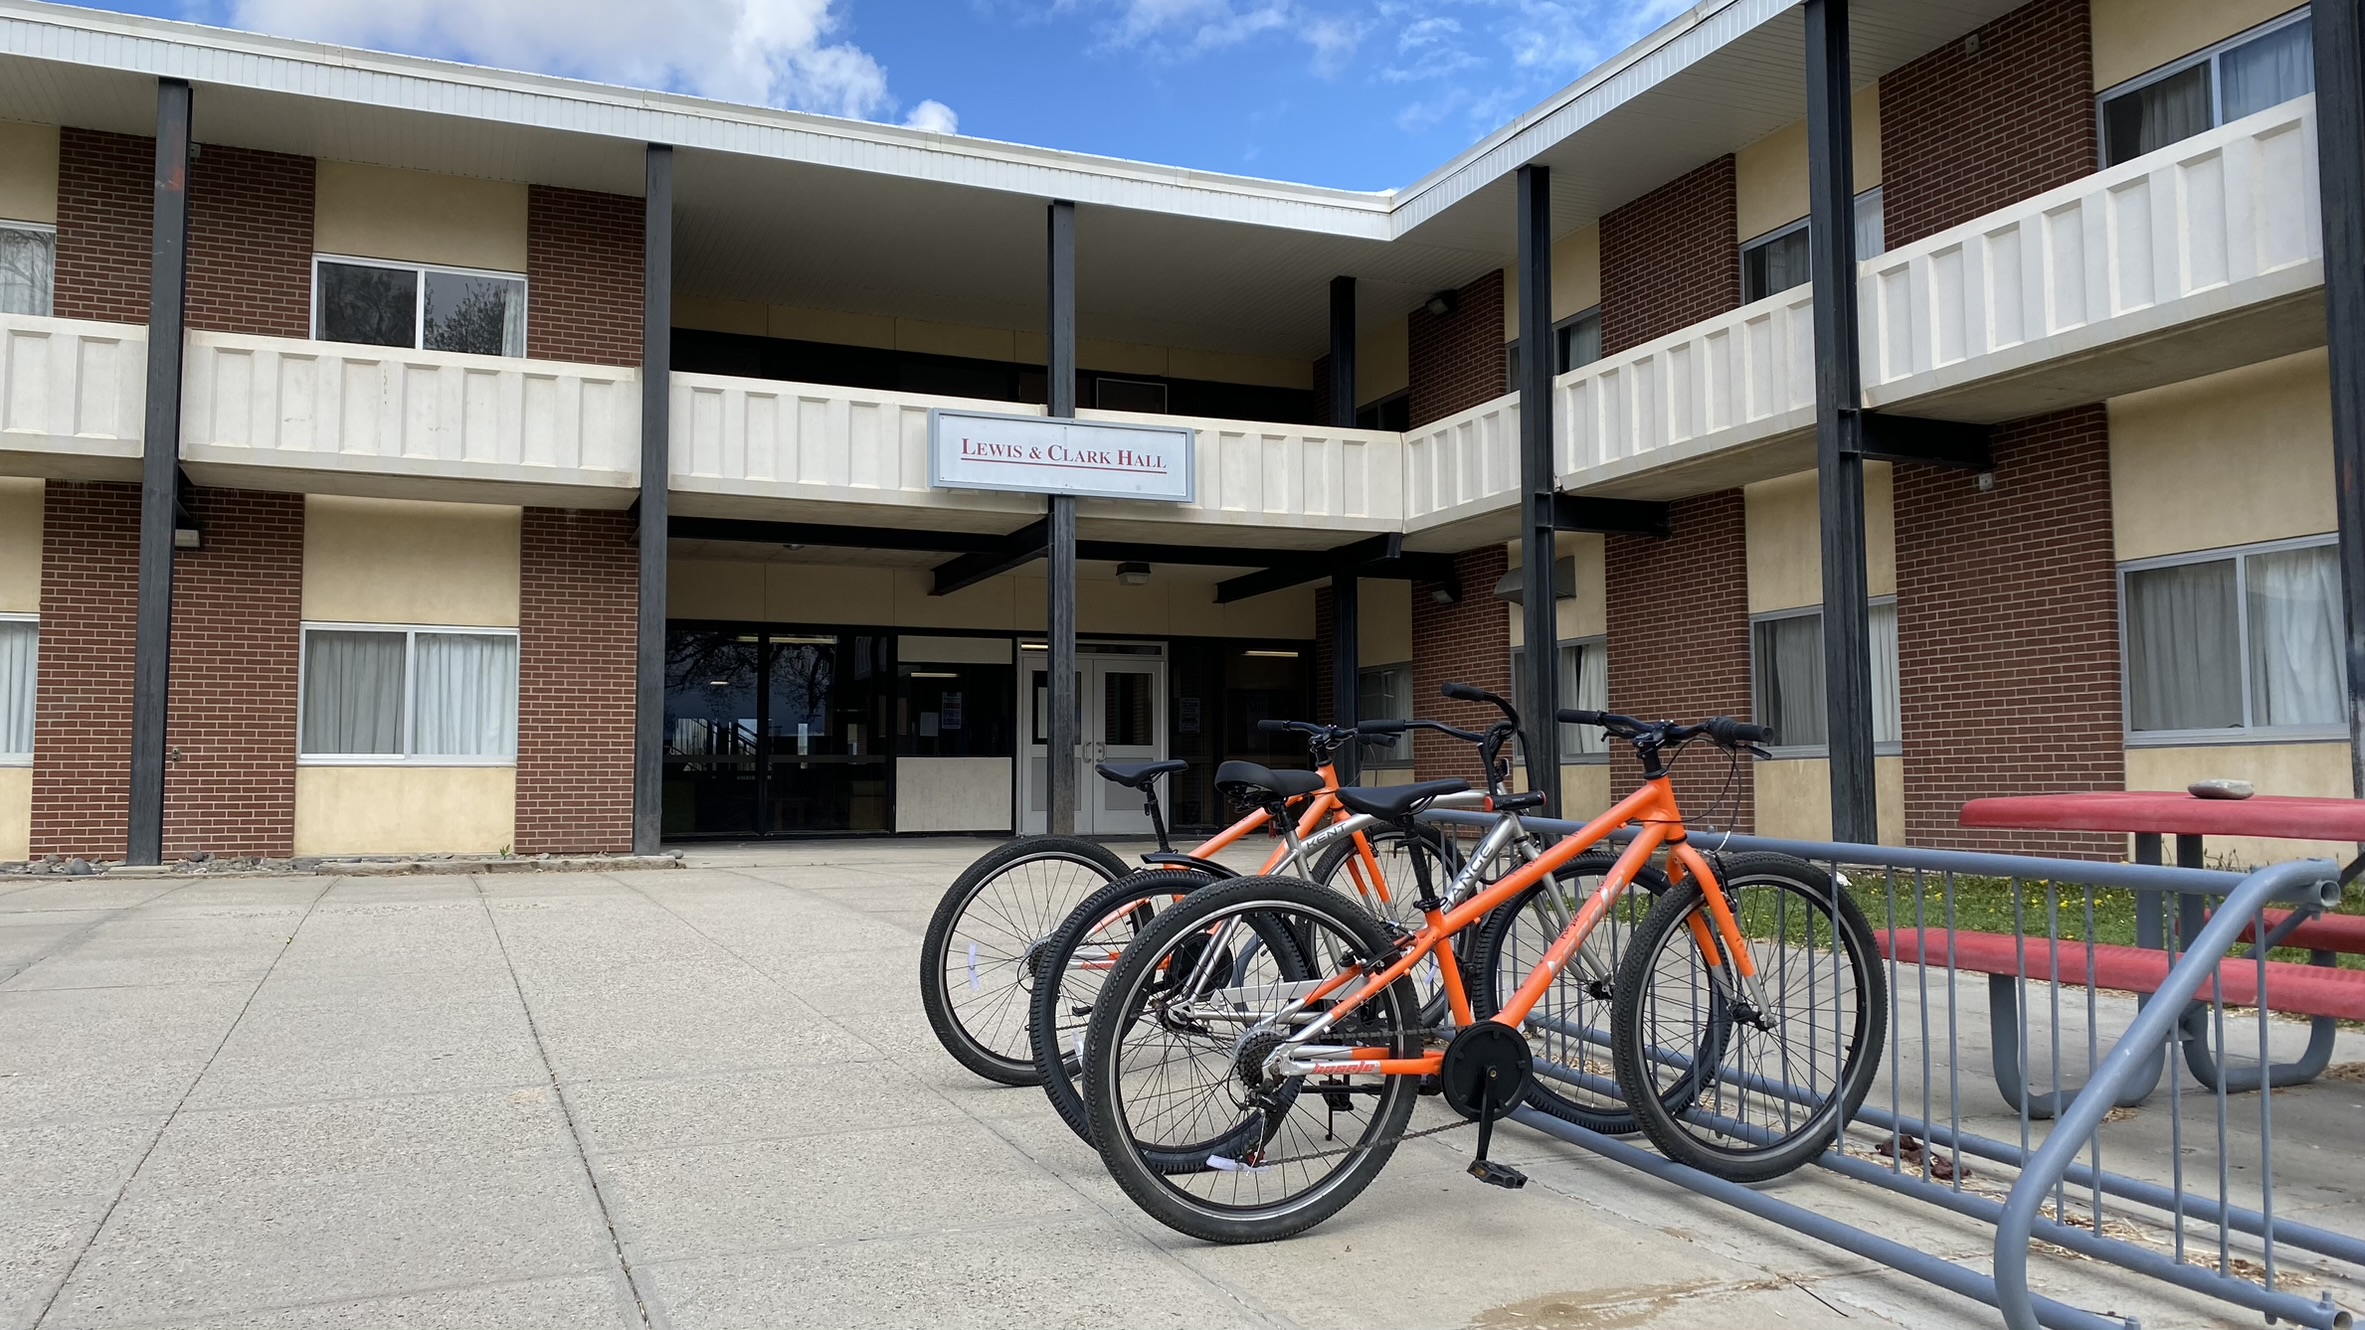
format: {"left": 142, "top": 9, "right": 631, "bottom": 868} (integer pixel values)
{"left": 0, "top": 224, "right": 54, "bottom": 317}
{"left": 2101, "top": 10, "right": 2314, "bottom": 167}
{"left": 2124, "top": 538, "right": 2345, "bottom": 738}
{"left": 1738, "top": 188, "right": 1887, "bottom": 305}
{"left": 300, "top": 625, "right": 519, "bottom": 760}
{"left": 314, "top": 257, "right": 528, "bottom": 357}
{"left": 0, "top": 616, "right": 35, "bottom": 762}
{"left": 1355, "top": 663, "right": 1415, "bottom": 768}
{"left": 1510, "top": 639, "right": 1609, "bottom": 760}
{"left": 1503, "top": 307, "right": 1606, "bottom": 391}
{"left": 1750, "top": 601, "right": 1902, "bottom": 754}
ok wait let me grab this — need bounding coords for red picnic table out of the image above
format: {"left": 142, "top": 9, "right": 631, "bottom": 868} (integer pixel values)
{"left": 1922, "top": 791, "right": 2365, "bottom": 1111}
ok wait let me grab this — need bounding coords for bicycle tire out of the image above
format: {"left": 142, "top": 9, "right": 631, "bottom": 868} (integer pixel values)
{"left": 919, "top": 835, "right": 1129, "bottom": 1085}
{"left": 1083, "top": 875, "right": 1422, "bottom": 1244}
{"left": 1466, "top": 851, "right": 1687, "bottom": 1135}
{"left": 1611, "top": 851, "right": 1887, "bottom": 1183}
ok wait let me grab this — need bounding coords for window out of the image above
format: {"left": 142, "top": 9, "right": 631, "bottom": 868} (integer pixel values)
{"left": 1355, "top": 391, "right": 1411, "bottom": 432}
{"left": 898, "top": 660, "right": 1017, "bottom": 757}
{"left": 313, "top": 256, "right": 527, "bottom": 357}
{"left": 1504, "top": 307, "right": 1604, "bottom": 389}
{"left": 300, "top": 625, "right": 518, "bottom": 762}
{"left": 1355, "top": 662, "right": 1414, "bottom": 768}
{"left": 0, "top": 223, "right": 53, "bottom": 317}
{"left": 1749, "top": 601, "right": 1901, "bottom": 754}
{"left": 1509, "top": 638, "right": 1609, "bottom": 760}
{"left": 2123, "top": 537, "right": 2345, "bottom": 740}
{"left": 1739, "top": 190, "right": 1887, "bottom": 304}
{"left": 0, "top": 615, "right": 34, "bottom": 764}
{"left": 1093, "top": 377, "right": 1169, "bottom": 413}
{"left": 2100, "top": 10, "right": 2313, "bottom": 167}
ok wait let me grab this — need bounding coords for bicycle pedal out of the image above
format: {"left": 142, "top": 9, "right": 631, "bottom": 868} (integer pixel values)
{"left": 1468, "top": 1159, "right": 1528, "bottom": 1189}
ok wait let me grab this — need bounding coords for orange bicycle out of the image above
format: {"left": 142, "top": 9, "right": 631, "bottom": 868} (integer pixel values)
{"left": 920, "top": 719, "right": 1466, "bottom": 1085}
{"left": 1080, "top": 689, "right": 1886, "bottom": 1243}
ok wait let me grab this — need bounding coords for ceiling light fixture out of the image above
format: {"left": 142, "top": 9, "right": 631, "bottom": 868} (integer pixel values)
{"left": 1116, "top": 561, "right": 1152, "bottom": 587}
{"left": 1424, "top": 289, "right": 1459, "bottom": 318}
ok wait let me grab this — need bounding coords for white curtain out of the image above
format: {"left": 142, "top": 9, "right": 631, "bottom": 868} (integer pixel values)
{"left": 0, "top": 227, "right": 52, "bottom": 317}
{"left": 2223, "top": 17, "right": 2314, "bottom": 122}
{"left": 499, "top": 277, "right": 528, "bottom": 358}
{"left": 0, "top": 620, "right": 35, "bottom": 757}
{"left": 302, "top": 630, "right": 405, "bottom": 754}
{"left": 1754, "top": 614, "right": 1825, "bottom": 747}
{"left": 1564, "top": 642, "right": 1608, "bottom": 755}
{"left": 1870, "top": 601, "right": 1901, "bottom": 745}
{"left": 413, "top": 633, "right": 517, "bottom": 757}
{"left": 2247, "top": 545, "right": 2345, "bottom": 727}
{"left": 2105, "top": 65, "right": 2211, "bottom": 165}
{"left": 1854, "top": 187, "right": 1886, "bottom": 259}
{"left": 2126, "top": 561, "right": 2242, "bottom": 731}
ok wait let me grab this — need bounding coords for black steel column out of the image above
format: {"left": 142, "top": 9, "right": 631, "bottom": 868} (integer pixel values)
{"left": 1514, "top": 164, "right": 1561, "bottom": 809}
{"left": 128, "top": 78, "right": 191, "bottom": 866}
{"left": 1806, "top": 0, "right": 1877, "bottom": 843}
{"left": 1328, "top": 275, "right": 1357, "bottom": 428}
{"left": 633, "top": 144, "right": 673, "bottom": 855}
{"left": 1045, "top": 200, "right": 1079, "bottom": 836}
{"left": 2315, "top": 0, "right": 2365, "bottom": 801}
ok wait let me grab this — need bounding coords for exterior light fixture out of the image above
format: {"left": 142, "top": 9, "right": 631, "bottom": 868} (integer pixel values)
{"left": 1424, "top": 289, "right": 1459, "bottom": 318}
{"left": 173, "top": 526, "right": 202, "bottom": 550}
{"left": 1428, "top": 583, "right": 1462, "bottom": 605}
{"left": 1244, "top": 649, "right": 1301, "bottom": 659}
{"left": 1116, "top": 561, "right": 1151, "bottom": 586}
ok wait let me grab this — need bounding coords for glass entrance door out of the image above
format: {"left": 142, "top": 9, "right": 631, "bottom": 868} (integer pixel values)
{"left": 662, "top": 627, "right": 891, "bottom": 838}
{"left": 1020, "top": 645, "right": 1168, "bottom": 835}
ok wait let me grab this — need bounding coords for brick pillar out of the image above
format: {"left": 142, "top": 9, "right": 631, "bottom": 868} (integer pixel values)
{"left": 187, "top": 145, "right": 315, "bottom": 338}
{"left": 163, "top": 491, "right": 303, "bottom": 859}
{"left": 516, "top": 508, "right": 638, "bottom": 854}
{"left": 527, "top": 185, "right": 644, "bottom": 368}
{"left": 1604, "top": 492, "right": 1754, "bottom": 830}
{"left": 30, "top": 483, "right": 141, "bottom": 859}
{"left": 1895, "top": 407, "right": 2122, "bottom": 857}
{"left": 53, "top": 128, "right": 152, "bottom": 324}
{"left": 1407, "top": 270, "right": 1506, "bottom": 428}
{"left": 1878, "top": 0, "right": 2096, "bottom": 249}
{"left": 1409, "top": 546, "right": 1511, "bottom": 780}
{"left": 1600, "top": 156, "right": 1738, "bottom": 355}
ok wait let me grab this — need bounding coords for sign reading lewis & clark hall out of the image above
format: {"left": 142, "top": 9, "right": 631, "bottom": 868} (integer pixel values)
{"left": 927, "top": 408, "right": 1196, "bottom": 504}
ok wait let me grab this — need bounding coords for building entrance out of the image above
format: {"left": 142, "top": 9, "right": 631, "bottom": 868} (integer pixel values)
{"left": 1019, "top": 642, "right": 1168, "bottom": 836}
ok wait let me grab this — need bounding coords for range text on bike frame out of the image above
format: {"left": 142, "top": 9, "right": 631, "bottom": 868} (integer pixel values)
{"left": 928, "top": 408, "right": 1196, "bottom": 503}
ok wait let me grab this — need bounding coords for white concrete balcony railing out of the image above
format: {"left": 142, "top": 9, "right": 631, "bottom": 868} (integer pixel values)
{"left": 0, "top": 312, "right": 146, "bottom": 478}
{"left": 669, "top": 371, "right": 1403, "bottom": 538}
{"left": 178, "top": 332, "right": 641, "bottom": 503}
{"left": 1862, "top": 95, "right": 2323, "bottom": 414}
{"left": 1556, "top": 285, "right": 1818, "bottom": 496}
{"left": 1402, "top": 391, "right": 1520, "bottom": 538}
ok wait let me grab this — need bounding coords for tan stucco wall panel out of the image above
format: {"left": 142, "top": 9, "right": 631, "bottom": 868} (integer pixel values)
{"left": 294, "top": 765, "right": 515, "bottom": 857}
{"left": 0, "top": 120, "right": 60, "bottom": 226}
{"left": 314, "top": 161, "right": 529, "bottom": 273}
{"left": 1359, "top": 578, "right": 1412, "bottom": 664}
{"left": 1562, "top": 763, "right": 1613, "bottom": 821}
{"left": 2125, "top": 742, "right": 2353, "bottom": 866}
{"left": 896, "top": 757, "right": 1012, "bottom": 832}
{"left": 1358, "top": 313, "right": 1409, "bottom": 406}
{"left": 303, "top": 497, "right": 521, "bottom": 627}
{"left": 1746, "top": 466, "right": 1894, "bottom": 613}
{"left": 0, "top": 767, "right": 28, "bottom": 861}
{"left": 2111, "top": 350, "right": 2334, "bottom": 561}
{"left": 1505, "top": 533, "right": 1609, "bottom": 647}
{"left": 2092, "top": 0, "right": 2303, "bottom": 90}
{"left": 1555, "top": 224, "right": 1602, "bottom": 322}
{"left": 1755, "top": 756, "right": 1905, "bottom": 846}
{"left": 1734, "top": 85, "right": 1884, "bottom": 244}
{"left": 0, "top": 478, "right": 41, "bottom": 614}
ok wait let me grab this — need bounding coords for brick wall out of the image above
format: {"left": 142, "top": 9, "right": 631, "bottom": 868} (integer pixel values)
{"left": 1600, "top": 156, "right": 1737, "bottom": 355}
{"left": 516, "top": 508, "right": 638, "bottom": 853}
{"left": 188, "top": 145, "right": 315, "bottom": 338}
{"left": 1406, "top": 270, "right": 1506, "bottom": 428}
{"left": 1894, "top": 407, "right": 2122, "bottom": 857}
{"left": 527, "top": 186, "right": 643, "bottom": 368}
{"left": 1603, "top": 491, "right": 1755, "bottom": 830}
{"left": 163, "top": 490, "right": 303, "bottom": 858}
{"left": 54, "top": 129, "right": 152, "bottom": 324}
{"left": 1410, "top": 546, "right": 1511, "bottom": 780}
{"left": 29, "top": 483, "right": 141, "bottom": 859}
{"left": 1878, "top": 0, "right": 2096, "bottom": 250}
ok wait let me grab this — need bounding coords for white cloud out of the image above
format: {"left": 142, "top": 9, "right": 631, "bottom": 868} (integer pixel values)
{"left": 903, "top": 99, "right": 960, "bottom": 133}
{"left": 223, "top": 0, "right": 954, "bottom": 128}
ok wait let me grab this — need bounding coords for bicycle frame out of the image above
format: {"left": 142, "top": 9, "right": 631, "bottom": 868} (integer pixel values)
{"left": 1228, "top": 775, "right": 1767, "bottom": 1080}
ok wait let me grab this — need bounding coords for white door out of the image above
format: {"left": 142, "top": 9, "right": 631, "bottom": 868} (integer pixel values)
{"left": 1020, "top": 651, "right": 1167, "bottom": 835}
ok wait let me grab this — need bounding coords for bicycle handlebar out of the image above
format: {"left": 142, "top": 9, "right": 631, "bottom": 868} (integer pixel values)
{"left": 1559, "top": 708, "right": 1775, "bottom": 751}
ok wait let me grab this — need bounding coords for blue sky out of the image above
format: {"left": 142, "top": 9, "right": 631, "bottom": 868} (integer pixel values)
{"left": 73, "top": 0, "right": 1687, "bottom": 192}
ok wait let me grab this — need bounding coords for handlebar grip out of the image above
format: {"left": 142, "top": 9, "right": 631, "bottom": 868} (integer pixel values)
{"left": 1557, "top": 709, "right": 1608, "bottom": 728}
{"left": 1707, "top": 716, "right": 1776, "bottom": 747}
{"left": 1257, "top": 719, "right": 1326, "bottom": 735}
{"left": 1255, "top": 719, "right": 1293, "bottom": 734}
{"left": 1354, "top": 719, "right": 1413, "bottom": 734}
{"left": 1440, "top": 682, "right": 1492, "bottom": 704}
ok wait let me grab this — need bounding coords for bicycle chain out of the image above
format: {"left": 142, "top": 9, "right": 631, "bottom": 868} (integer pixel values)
{"left": 1230, "top": 1026, "right": 1479, "bottom": 1170}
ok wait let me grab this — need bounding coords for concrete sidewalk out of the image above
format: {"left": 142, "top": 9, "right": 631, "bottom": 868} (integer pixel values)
{"left": 0, "top": 839, "right": 2356, "bottom": 1329}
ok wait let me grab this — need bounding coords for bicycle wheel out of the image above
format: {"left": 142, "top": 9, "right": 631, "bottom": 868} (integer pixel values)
{"left": 1308, "top": 824, "right": 1459, "bottom": 1023}
{"left": 1611, "top": 852, "right": 1887, "bottom": 1183}
{"left": 1030, "top": 865, "right": 1226, "bottom": 1142}
{"left": 1467, "top": 851, "right": 1687, "bottom": 1134}
{"left": 1083, "top": 875, "right": 1423, "bottom": 1244}
{"left": 920, "top": 836, "right": 1129, "bottom": 1085}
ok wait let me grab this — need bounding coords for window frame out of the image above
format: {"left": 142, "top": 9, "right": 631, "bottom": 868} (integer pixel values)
{"left": 1747, "top": 599, "right": 1902, "bottom": 760}
{"left": 1739, "top": 187, "right": 1888, "bottom": 304}
{"left": 0, "top": 219, "right": 57, "bottom": 319}
{"left": 2118, "top": 532, "right": 2346, "bottom": 747}
{"left": 1504, "top": 306, "right": 1605, "bottom": 391}
{"left": 0, "top": 611, "right": 34, "bottom": 766}
{"left": 2095, "top": 6, "right": 2314, "bottom": 166}
{"left": 1354, "top": 660, "right": 1416, "bottom": 769}
{"left": 309, "top": 254, "right": 531, "bottom": 358}
{"left": 296, "top": 621, "right": 521, "bottom": 766}
{"left": 1509, "top": 635, "right": 1610, "bottom": 765}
